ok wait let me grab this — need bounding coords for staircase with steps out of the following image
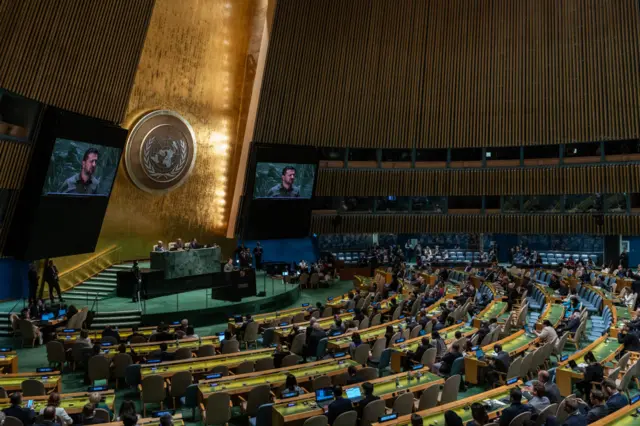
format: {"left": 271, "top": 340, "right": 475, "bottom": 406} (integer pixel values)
{"left": 91, "top": 309, "right": 142, "bottom": 329}
{"left": 64, "top": 264, "right": 132, "bottom": 302}
{"left": 0, "top": 313, "right": 13, "bottom": 338}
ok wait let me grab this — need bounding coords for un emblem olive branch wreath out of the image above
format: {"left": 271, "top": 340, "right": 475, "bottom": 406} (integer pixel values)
{"left": 142, "top": 137, "right": 189, "bottom": 182}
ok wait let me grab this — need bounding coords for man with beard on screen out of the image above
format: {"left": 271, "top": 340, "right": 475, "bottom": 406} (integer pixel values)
{"left": 266, "top": 166, "right": 300, "bottom": 198}
{"left": 59, "top": 147, "right": 101, "bottom": 194}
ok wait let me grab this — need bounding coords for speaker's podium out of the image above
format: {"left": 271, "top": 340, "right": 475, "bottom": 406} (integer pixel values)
{"left": 211, "top": 268, "right": 257, "bottom": 302}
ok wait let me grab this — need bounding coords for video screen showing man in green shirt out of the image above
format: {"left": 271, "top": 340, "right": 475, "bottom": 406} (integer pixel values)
{"left": 253, "top": 162, "right": 316, "bottom": 199}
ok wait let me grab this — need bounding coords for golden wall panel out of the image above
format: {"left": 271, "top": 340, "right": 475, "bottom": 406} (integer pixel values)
{"left": 53, "top": 0, "right": 266, "bottom": 272}
{"left": 315, "top": 165, "right": 640, "bottom": 197}
{"left": 0, "top": 0, "right": 154, "bottom": 123}
{"left": 254, "top": 0, "right": 640, "bottom": 148}
{"left": 311, "top": 214, "right": 640, "bottom": 235}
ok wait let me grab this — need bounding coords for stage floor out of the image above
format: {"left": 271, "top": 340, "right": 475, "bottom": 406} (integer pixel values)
{"left": 99, "top": 271, "right": 304, "bottom": 315}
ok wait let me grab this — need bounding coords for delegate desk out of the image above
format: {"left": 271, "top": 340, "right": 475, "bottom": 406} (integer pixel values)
{"left": 535, "top": 302, "right": 565, "bottom": 331}
{"left": 229, "top": 306, "right": 311, "bottom": 332}
{"left": 274, "top": 313, "right": 355, "bottom": 340}
{"left": 555, "top": 334, "right": 622, "bottom": 396}
{"left": 326, "top": 293, "right": 353, "bottom": 309}
{"left": 0, "top": 352, "right": 18, "bottom": 373}
{"left": 537, "top": 285, "right": 562, "bottom": 303}
{"left": 374, "top": 382, "right": 524, "bottom": 426}
{"left": 118, "top": 247, "right": 222, "bottom": 299}
{"left": 416, "top": 272, "right": 437, "bottom": 287}
{"left": 57, "top": 325, "right": 182, "bottom": 345}
{"left": 272, "top": 367, "right": 442, "bottom": 426}
{"left": 0, "top": 372, "right": 61, "bottom": 393}
{"left": 464, "top": 330, "right": 539, "bottom": 385}
{"left": 0, "top": 390, "right": 115, "bottom": 415}
{"left": 390, "top": 323, "right": 477, "bottom": 373}
{"left": 611, "top": 304, "right": 634, "bottom": 338}
{"left": 469, "top": 274, "right": 485, "bottom": 289}
{"left": 353, "top": 275, "right": 374, "bottom": 292}
{"left": 151, "top": 247, "right": 221, "bottom": 280}
{"left": 104, "top": 336, "right": 218, "bottom": 357}
{"left": 590, "top": 397, "right": 640, "bottom": 425}
{"left": 473, "top": 300, "right": 507, "bottom": 328}
{"left": 140, "top": 348, "right": 275, "bottom": 379}
{"left": 327, "top": 320, "right": 403, "bottom": 351}
{"left": 274, "top": 294, "right": 403, "bottom": 339}
{"left": 198, "top": 357, "right": 359, "bottom": 398}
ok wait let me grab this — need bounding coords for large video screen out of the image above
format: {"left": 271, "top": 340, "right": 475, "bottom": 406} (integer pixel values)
{"left": 253, "top": 162, "right": 316, "bottom": 199}
{"left": 4, "top": 106, "right": 128, "bottom": 260}
{"left": 241, "top": 144, "right": 319, "bottom": 240}
{"left": 42, "top": 139, "right": 121, "bottom": 196}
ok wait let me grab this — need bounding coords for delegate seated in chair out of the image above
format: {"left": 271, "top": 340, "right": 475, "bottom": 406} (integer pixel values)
{"left": 497, "top": 388, "right": 535, "bottom": 426}
{"left": 484, "top": 344, "right": 510, "bottom": 386}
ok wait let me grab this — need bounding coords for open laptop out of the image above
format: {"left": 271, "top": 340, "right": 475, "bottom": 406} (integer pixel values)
{"left": 315, "top": 387, "right": 334, "bottom": 407}
{"left": 475, "top": 348, "right": 485, "bottom": 359}
{"left": 345, "top": 387, "right": 363, "bottom": 403}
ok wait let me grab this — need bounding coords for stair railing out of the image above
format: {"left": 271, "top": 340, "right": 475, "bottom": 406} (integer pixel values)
{"left": 55, "top": 245, "right": 122, "bottom": 296}
{"left": 8, "top": 300, "right": 21, "bottom": 315}
{"left": 90, "top": 295, "right": 99, "bottom": 314}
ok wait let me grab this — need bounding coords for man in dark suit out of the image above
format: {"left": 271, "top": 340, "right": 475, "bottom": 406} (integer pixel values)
{"left": 413, "top": 337, "right": 431, "bottom": 364}
{"left": 43, "top": 260, "right": 63, "bottom": 302}
{"left": 472, "top": 322, "right": 490, "bottom": 346}
{"left": 558, "top": 311, "right": 581, "bottom": 334}
{"left": 28, "top": 263, "right": 39, "bottom": 303}
{"left": 148, "top": 343, "right": 174, "bottom": 362}
{"left": 325, "top": 385, "right": 353, "bottom": 425}
{"left": 617, "top": 325, "right": 640, "bottom": 353}
{"left": 253, "top": 242, "right": 264, "bottom": 270}
{"left": 537, "top": 370, "right": 562, "bottom": 404}
{"left": 498, "top": 388, "right": 535, "bottom": 426}
{"left": 603, "top": 379, "right": 629, "bottom": 414}
{"left": 101, "top": 325, "right": 121, "bottom": 343}
{"left": 486, "top": 344, "right": 511, "bottom": 385}
{"left": 152, "top": 325, "right": 175, "bottom": 342}
{"left": 357, "top": 382, "right": 379, "bottom": 418}
{"left": 80, "top": 403, "right": 104, "bottom": 425}
{"left": 584, "top": 390, "right": 609, "bottom": 423}
{"left": 36, "top": 405, "right": 60, "bottom": 426}
{"left": 3, "top": 392, "right": 35, "bottom": 425}
{"left": 560, "top": 398, "right": 588, "bottom": 426}
{"left": 307, "top": 323, "right": 327, "bottom": 360}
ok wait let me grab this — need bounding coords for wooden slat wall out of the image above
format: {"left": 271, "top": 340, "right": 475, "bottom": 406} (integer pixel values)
{"left": 0, "top": 0, "right": 155, "bottom": 123}
{"left": 254, "top": 0, "right": 640, "bottom": 148}
{"left": 315, "top": 165, "right": 640, "bottom": 196}
{"left": 311, "top": 214, "right": 640, "bottom": 235}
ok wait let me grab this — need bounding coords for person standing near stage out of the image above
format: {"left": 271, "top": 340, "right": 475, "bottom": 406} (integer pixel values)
{"left": 43, "top": 260, "right": 63, "bottom": 302}
{"left": 131, "top": 260, "right": 141, "bottom": 302}
{"left": 253, "top": 242, "right": 263, "bottom": 270}
{"left": 28, "top": 262, "right": 39, "bottom": 303}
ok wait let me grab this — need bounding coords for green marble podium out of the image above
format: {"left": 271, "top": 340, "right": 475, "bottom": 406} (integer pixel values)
{"left": 150, "top": 247, "right": 221, "bottom": 279}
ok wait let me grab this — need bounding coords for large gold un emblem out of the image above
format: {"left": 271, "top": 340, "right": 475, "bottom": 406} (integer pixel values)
{"left": 125, "top": 110, "right": 197, "bottom": 194}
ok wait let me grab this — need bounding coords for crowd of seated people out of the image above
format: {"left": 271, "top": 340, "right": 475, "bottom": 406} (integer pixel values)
{"left": 10, "top": 259, "right": 639, "bottom": 426}
{"left": 0, "top": 391, "right": 166, "bottom": 426}
{"left": 293, "top": 256, "right": 340, "bottom": 286}
{"left": 153, "top": 238, "right": 216, "bottom": 252}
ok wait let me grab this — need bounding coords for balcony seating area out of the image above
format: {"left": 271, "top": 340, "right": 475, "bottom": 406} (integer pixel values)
{"left": 537, "top": 252, "right": 600, "bottom": 266}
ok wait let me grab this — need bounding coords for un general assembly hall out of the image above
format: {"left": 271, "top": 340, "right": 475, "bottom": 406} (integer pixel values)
{"left": 2, "top": 1, "right": 640, "bottom": 426}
